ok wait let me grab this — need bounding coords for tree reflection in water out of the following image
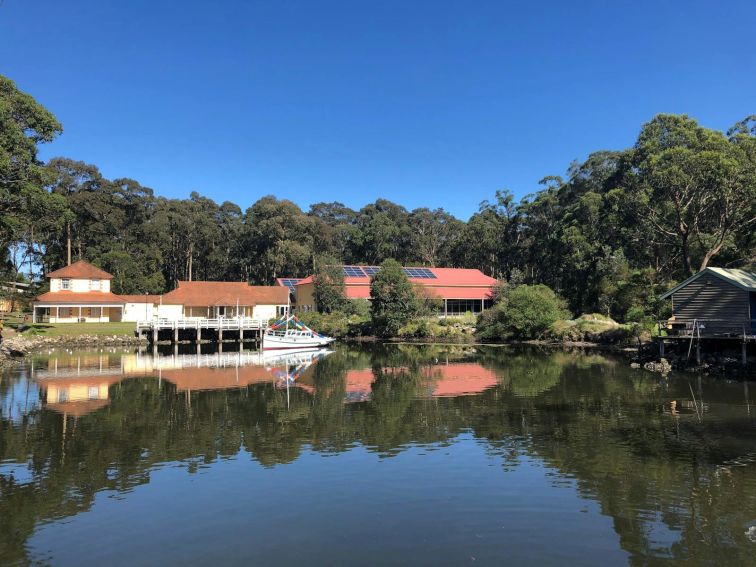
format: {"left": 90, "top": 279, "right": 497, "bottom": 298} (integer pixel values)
{"left": 1, "top": 344, "right": 755, "bottom": 564}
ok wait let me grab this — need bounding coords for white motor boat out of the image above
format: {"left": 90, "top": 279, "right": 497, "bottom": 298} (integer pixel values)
{"left": 262, "top": 316, "right": 335, "bottom": 350}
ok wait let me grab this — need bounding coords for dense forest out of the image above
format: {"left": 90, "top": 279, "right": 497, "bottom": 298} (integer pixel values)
{"left": 1, "top": 75, "right": 754, "bottom": 321}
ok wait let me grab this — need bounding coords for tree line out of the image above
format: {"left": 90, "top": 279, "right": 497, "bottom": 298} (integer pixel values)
{"left": 1, "top": 74, "right": 754, "bottom": 320}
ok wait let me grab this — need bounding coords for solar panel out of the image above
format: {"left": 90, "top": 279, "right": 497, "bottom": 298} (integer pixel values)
{"left": 342, "top": 266, "right": 366, "bottom": 278}
{"left": 279, "top": 278, "right": 301, "bottom": 292}
{"left": 402, "top": 267, "right": 436, "bottom": 279}
{"left": 362, "top": 266, "right": 380, "bottom": 276}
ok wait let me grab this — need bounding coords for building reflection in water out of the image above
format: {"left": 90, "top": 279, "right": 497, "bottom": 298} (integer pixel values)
{"left": 32, "top": 348, "right": 503, "bottom": 416}
{"left": 33, "top": 348, "right": 333, "bottom": 417}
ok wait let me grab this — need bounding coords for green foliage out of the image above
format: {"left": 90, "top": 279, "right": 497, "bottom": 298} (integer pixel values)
{"left": 2, "top": 74, "right": 754, "bottom": 322}
{"left": 370, "top": 259, "right": 422, "bottom": 337}
{"left": 297, "top": 309, "right": 371, "bottom": 339}
{"left": 312, "top": 255, "right": 347, "bottom": 313}
{"left": 477, "top": 284, "right": 569, "bottom": 340}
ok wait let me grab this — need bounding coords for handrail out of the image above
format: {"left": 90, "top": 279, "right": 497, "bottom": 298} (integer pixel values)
{"left": 658, "top": 318, "right": 755, "bottom": 338}
{"left": 135, "top": 317, "right": 269, "bottom": 330}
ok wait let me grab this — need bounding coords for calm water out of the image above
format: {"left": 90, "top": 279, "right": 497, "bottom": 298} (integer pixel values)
{"left": 1, "top": 344, "right": 756, "bottom": 565}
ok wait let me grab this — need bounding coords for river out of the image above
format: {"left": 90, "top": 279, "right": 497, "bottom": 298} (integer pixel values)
{"left": 1, "top": 343, "right": 755, "bottom": 565}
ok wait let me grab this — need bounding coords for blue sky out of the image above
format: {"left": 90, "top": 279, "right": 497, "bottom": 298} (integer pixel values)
{"left": 1, "top": 0, "right": 754, "bottom": 220}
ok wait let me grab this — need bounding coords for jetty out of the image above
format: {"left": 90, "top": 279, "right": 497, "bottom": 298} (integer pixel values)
{"left": 136, "top": 317, "right": 268, "bottom": 344}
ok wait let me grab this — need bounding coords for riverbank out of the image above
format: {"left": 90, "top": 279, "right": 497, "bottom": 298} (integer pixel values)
{"left": 0, "top": 332, "right": 145, "bottom": 366}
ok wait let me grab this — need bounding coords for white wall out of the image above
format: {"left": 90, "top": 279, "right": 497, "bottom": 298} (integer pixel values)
{"left": 51, "top": 277, "right": 111, "bottom": 293}
{"left": 156, "top": 304, "right": 183, "bottom": 320}
{"left": 123, "top": 302, "right": 155, "bottom": 322}
{"left": 252, "top": 304, "right": 287, "bottom": 320}
{"left": 146, "top": 303, "right": 285, "bottom": 321}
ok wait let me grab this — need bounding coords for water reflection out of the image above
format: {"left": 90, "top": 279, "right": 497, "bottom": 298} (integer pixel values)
{"left": 0, "top": 344, "right": 755, "bottom": 564}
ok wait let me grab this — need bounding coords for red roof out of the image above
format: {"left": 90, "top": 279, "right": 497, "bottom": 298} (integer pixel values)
{"left": 295, "top": 267, "right": 496, "bottom": 286}
{"left": 35, "top": 291, "right": 126, "bottom": 304}
{"left": 47, "top": 260, "right": 113, "bottom": 280}
{"left": 119, "top": 295, "right": 162, "bottom": 303}
{"left": 161, "top": 281, "right": 289, "bottom": 306}
{"left": 294, "top": 267, "right": 496, "bottom": 300}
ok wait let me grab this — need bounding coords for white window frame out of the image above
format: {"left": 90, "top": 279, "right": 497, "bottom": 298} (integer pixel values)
{"left": 90, "top": 278, "right": 101, "bottom": 291}
{"left": 61, "top": 278, "right": 71, "bottom": 290}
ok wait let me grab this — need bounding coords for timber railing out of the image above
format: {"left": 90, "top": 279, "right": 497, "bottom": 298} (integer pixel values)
{"left": 135, "top": 317, "right": 269, "bottom": 333}
{"left": 657, "top": 319, "right": 756, "bottom": 340}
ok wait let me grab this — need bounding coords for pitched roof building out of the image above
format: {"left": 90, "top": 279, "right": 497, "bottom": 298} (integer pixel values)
{"left": 33, "top": 261, "right": 290, "bottom": 323}
{"left": 289, "top": 265, "right": 498, "bottom": 315}
{"left": 660, "top": 267, "right": 756, "bottom": 337}
{"left": 33, "top": 261, "right": 125, "bottom": 323}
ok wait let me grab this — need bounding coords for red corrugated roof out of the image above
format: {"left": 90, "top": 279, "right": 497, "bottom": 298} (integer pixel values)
{"left": 35, "top": 291, "right": 126, "bottom": 304}
{"left": 294, "top": 267, "right": 496, "bottom": 287}
{"left": 118, "top": 295, "right": 162, "bottom": 303}
{"left": 47, "top": 260, "right": 113, "bottom": 280}
{"left": 295, "top": 267, "right": 496, "bottom": 301}
{"left": 161, "top": 281, "right": 289, "bottom": 307}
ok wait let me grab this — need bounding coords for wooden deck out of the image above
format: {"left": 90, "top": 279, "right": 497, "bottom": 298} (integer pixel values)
{"left": 136, "top": 317, "right": 269, "bottom": 343}
{"left": 656, "top": 319, "right": 755, "bottom": 366}
{"left": 657, "top": 319, "right": 756, "bottom": 342}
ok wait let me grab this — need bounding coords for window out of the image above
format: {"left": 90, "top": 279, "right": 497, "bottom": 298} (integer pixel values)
{"left": 61, "top": 278, "right": 71, "bottom": 290}
{"left": 58, "top": 389, "right": 69, "bottom": 403}
{"left": 90, "top": 278, "right": 100, "bottom": 290}
{"left": 88, "top": 386, "right": 99, "bottom": 400}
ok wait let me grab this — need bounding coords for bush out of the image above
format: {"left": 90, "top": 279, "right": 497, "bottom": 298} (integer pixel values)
{"left": 370, "top": 259, "right": 421, "bottom": 337}
{"left": 477, "top": 284, "right": 569, "bottom": 340}
{"left": 297, "top": 310, "right": 371, "bottom": 339}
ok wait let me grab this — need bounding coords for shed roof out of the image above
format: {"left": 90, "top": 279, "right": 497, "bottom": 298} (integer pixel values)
{"left": 161, "top": 281, "right": 289, "bottom": 306}
{"left": 47, "top": 260, "right": 113, "bottom": 280}
{"left": 659, "top": 267, "right": 756, "bottom": 299}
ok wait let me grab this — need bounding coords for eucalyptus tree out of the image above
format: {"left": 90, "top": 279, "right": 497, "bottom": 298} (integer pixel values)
{"left": 0, "top": 75, "right": 63, "bottom": 282}
{"left": 632, "top": 114, "right": 756, "bottom": 275}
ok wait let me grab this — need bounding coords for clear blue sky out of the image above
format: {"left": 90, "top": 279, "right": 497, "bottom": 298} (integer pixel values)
{"left": 1, "top": 0, "right": 754, "bottom": 220}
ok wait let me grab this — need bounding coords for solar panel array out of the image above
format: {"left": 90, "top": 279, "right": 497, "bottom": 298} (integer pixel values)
{"left": 279, "top": 278, "right": 301, "bottom": 292}
{"left": 340, "top": 266, "right": 437, "bottom": 279}
{"left": 402, "top": 267, "right": 436, "bottom": 279}
{"left": 342, "top": 266, "right": 366, "bottom": 277}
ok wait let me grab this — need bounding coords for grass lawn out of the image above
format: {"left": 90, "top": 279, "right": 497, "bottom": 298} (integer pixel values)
{"left": 22, "top": 322, "right": 137, "bottom": 337}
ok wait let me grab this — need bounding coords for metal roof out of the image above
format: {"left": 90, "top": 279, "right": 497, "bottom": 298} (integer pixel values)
{"left": 659, "top": 267, "right": 756, "bottom": 299}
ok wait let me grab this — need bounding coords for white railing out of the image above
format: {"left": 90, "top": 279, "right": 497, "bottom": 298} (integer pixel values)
{"left": 136, "top": 317, "right": 269, "bottom": 332}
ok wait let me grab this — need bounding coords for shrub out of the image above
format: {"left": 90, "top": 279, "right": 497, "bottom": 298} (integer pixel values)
{"left": 370, "top": 259, "right": 421, "bottom": 337}
{"left": 476, "top": 284, "right": 569, "bottom": 340}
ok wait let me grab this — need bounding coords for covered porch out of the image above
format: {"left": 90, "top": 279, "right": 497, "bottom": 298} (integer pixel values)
{"left": 33, "top": 304, "right": 125, "bottom": 323}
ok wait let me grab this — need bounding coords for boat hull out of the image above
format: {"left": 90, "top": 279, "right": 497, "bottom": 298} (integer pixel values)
{"left": 262, "top": 335, "right": 335, "bottom": 350}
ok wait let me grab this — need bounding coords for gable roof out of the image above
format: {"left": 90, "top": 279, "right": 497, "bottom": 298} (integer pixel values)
{"left": 294, "top": 267, "right": 497, "bottom": 287}
{"left": 47, "top": 260, "right": 113, "bottom": 280}
{"left": 161, "top": 281, "right": 289, "bottom": 306}
{"left": 659, "top": 267, "right": 756, "bottom": 299}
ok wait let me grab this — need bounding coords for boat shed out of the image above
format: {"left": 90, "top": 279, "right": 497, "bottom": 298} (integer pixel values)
{"left": 659, "top": 267, "right": 756, "bottom": 337}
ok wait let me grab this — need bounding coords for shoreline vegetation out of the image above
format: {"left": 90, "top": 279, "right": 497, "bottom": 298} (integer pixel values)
{"left": 1, "top": 76, "right": 754, "bottom": 377}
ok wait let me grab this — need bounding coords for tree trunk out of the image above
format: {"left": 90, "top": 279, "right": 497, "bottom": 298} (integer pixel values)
{"left": 66, "top": 223, "right": 72, "bottom": 266}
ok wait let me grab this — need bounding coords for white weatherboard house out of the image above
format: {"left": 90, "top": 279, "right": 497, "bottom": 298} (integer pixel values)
{"left": 33, "top": 261, "right": 289, "bottom": 324}
{"left": 33, "top": 261, "right": 126, "bottom": 323}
